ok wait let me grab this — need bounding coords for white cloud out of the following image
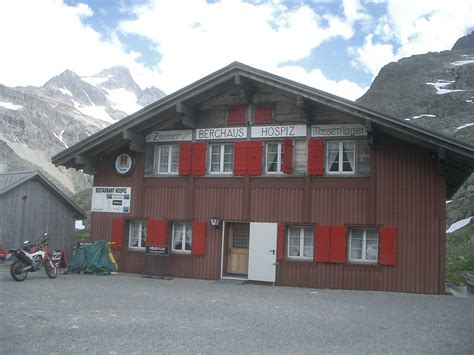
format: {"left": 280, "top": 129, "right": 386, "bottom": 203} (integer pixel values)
{"left": 275, "top": 66, "right": 368, "bottom": 101}
{"left": 353, "top": 0, "right": 474, "bottom": 76}
{"left": 0, "top": 0, "right": 159, "bottom": 89}
{"left": 119, "top": 0, "right": 367, "bottom": 99}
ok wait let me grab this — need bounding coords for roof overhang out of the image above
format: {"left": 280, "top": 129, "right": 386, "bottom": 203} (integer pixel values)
{"left": 52, "top": 62, "right": 474, "bottom": 198}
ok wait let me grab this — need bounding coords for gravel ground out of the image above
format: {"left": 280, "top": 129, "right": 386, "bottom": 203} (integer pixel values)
{"left": 0, "top": 265, "right": 473, "bottom": 354}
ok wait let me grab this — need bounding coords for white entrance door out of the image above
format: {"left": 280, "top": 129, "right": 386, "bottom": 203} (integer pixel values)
{"left": 248, "top": 222, "right": 278, "bottom": 282}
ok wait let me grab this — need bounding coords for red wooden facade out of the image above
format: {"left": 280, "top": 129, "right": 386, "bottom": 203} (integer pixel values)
{"left": 90, "top": 133, "right": 447, "bottom": 294}
{"left": 53, "top": 63, "right": 473, "bottom": 294}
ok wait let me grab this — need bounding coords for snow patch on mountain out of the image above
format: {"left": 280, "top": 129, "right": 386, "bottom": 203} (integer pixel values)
{"left": 59, "top": 88, "right": 72, "bottom": 96}
{"left": 456, "top": 123, "right": 474, "bottom": 130}
{"left": 451, "top": 57, "right": 474, "bottom": 66}
{"left": 71, "top": 99, "right": 115, "bottom": 124}
{"left": 405, "top": 114, "right": 436, "bottom": 121}
{"left": 104, "top": 88, "right": 142, "bottom": 114}
{"left": 446, "top": 216, "right": 473, "bottom": 233}
{"left": 82, "top": 75, "right": 112, "bottom": 86}
{"left": 426, "top": 81, "right": 465, "bottom": 95}
{"left": 0, "top": 101, "right": 22, "bottom": 110}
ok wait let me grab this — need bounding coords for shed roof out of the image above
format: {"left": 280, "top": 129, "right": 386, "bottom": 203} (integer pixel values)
{"left": 0, "top": 171, "right": 87, "bottom": 219}
{"left": 51, "top": 61, "right": 474, "bottom": 198}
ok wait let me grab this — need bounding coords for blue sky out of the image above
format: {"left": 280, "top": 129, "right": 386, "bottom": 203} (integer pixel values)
{"left": 0, "top": 0, "right": 473, "bottom": 100}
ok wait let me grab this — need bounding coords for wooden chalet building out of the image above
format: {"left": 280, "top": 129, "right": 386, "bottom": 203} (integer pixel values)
{"left": 52, "top": 62, "right": 474, "bottom": 294}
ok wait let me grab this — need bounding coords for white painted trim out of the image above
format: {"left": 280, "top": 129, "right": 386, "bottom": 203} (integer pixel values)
{"left": 220, "top": 276, "right": 248, "bottom": 281}
{"left": 220, "top": 221, "right": 226, "bottom": 279}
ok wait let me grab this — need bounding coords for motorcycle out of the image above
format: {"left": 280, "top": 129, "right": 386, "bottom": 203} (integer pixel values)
{"left": 7, "top": 233, "right": 57, "bottom": 282}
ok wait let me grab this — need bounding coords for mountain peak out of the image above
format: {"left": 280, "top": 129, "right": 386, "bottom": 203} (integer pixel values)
{"left": 452, "top": 31, "right": 474, "bottom": 51}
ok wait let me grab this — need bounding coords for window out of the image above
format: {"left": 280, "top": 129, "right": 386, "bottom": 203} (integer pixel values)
{"left": 155, "top": 144, "right": 179, "bottom": 174}
{"left": 287, "top": 226, "right": 313, "bottom": 260}
{"left": 265, "top": 142, "right": 283, "bottom": 173}
{"left": 326, "top": 141, "right": 355, "bottom": 174}
{"left": 129, "top": 220, "right": 147, "bottom": 249}
{"left": 209, "top": 144, "right": 234, "bottom": 173}
{"left": 172, "top": 222, "right": 192, "bottom": 253}
{"left": 348, "top": 228, "right": 378, "bottom": 263}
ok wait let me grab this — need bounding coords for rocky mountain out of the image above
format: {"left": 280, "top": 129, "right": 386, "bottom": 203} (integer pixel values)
{"left": 357, "top": 32, "right": 474, "bottom": 227}
{"left": 0, "top": 66, "right": 165, "bottom": 192}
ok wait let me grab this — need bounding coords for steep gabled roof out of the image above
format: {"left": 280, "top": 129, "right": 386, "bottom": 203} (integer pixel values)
{"left": 0, "top": 171, "right": 87, "bottom": 219}
{"left": 51, "top": 61, "right": 474, "bottom": 197}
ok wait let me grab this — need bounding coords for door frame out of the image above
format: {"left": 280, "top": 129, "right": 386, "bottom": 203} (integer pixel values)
{"left": 220, "top": 221, "right": 249, "bottom": 280}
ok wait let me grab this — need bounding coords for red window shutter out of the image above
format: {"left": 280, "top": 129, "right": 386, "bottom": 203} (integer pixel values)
{"left": 277, "top": 224, "right": 284, "bottom": 261}
{"left": 315, "top": 225, "right": 330, "bottom": 262}
{"left": 179, "top": 142, "right": 192, "bottom": 176}
{"left": 379, "top": 227, "right": 398, "bottom": 266}
{"left": 255, "top": 106, "right": 273, "bottom": 124}
{"left": 191, "top": 222, "right": 206, "bottom": 256}
{"left": 283, "top": 138, "right": 293, "bottom": 175}
{"left": 191, "top": 142, "right": 207, "bottom": 176}
{"left": 227, "top": 105, "right": 246, "bottom": 125}
{"left": 246, "top": 141, "right": 263, "bottom": 176}
{"left": 308, "top": 139, "right": 324, "bottom": 176}
{"left": 329, "top": 226, "right": 347, "bottom": 263}
{"left": 233, "top": 141, "right": 248, "bottom": 176}
{"left": 111, "top": 218, "right": 124, "bottom": 250}
{"left": 146, "top": 220, "right": 167, "bottom": 246}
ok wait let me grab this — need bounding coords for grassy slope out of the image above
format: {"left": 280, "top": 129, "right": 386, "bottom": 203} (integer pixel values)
{"left": 446, "top": 224, "right": 474, "bottom": 285}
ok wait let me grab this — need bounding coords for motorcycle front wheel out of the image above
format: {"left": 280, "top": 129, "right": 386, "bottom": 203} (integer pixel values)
{"left": 45, "top": 260, "right": 57, "bottom": 279}
{"left": 10, "top": 260, "right": 28, "bottom": 282}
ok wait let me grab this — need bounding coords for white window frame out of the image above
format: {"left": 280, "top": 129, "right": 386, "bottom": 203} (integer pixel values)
{"left": 128, "top": 220, "right": 147, "bottom": 249}
{"left": 209, "top": 143, "right": 234, "bottom": 174}
{"left": 348, "top": 228, "right": 379, "bottom": 264}
{"left": 326, "top": 140, "right": 356, "bottom": 175}
{"left": 155, "top": 144, "right": 179, "bottom": 175}
{"left": 265, "top": 142, "right": 283, "bottom": 174}
{"left": 171, "top": 222, "right": 192, "bottom": 254}
{"left": 287, "top": 226, "right": 313, "bottom": 261}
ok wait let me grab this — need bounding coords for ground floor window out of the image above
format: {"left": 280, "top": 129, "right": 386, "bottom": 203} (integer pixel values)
{"left": 172, "top": 222, "right": 192, "bottom": 253}
{"left": 129, "top": 220, "right": 147, "bottom": 249}
{"left": 287, "top": 226, "right": 313, "bottom": 260}
{"left": 348, "top": 228, "right": 378, "bottom": 263}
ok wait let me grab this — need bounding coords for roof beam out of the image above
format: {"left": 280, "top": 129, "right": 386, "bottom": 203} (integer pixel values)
{"left": 74, "top": 155, "right": 98, "bottom": 175}
{"left": 234, "top": 74, "right": 254, "bottom": 103}
{"left": 296, "top": 95, "right": 311, "bottom": 123}
{"left": 122, "top": 129, "right": 145, "bottom": 153}
{"left": 176, "top": 102, "right": 196, "bottom": 128}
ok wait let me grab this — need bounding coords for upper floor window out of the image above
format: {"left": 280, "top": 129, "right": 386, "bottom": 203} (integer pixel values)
{"left": 210, "top": 144, "right": 234, "bottom": 174}
{"left": 288, "top": 226, "right": 313, "bottom": 260}
{"left": 172, "top": 222, "right": 192, "bottom": 253}
{"left": 348, "top": 228, "right": 378, "bottom": 264}
{"left": 155, "top": 144, "right": 179, "bottom": 174}
{"left": 265, "top": 142, "right": 283, "bottom": 173}
{"left": 129, "top": 220, "right": 147, "bottom": 249}
{"left": 326, "top": 141, "right": 355, "bottom": 174}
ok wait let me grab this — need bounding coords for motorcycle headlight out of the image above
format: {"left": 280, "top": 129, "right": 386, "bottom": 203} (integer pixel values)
{"left": 5, "top": 252, "right": 12, "bottom": 261}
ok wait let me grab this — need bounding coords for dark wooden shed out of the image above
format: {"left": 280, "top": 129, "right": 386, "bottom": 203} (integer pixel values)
{"left": 52, "top": 62, "right": 474, "bottom": 294}
{"left": 0, "top": 171, "right": 86, "bottom": 259}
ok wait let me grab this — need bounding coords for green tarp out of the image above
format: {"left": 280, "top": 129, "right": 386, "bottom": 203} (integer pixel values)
{"left": 67, "top": 240, "right": 118, "bottom": 275}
